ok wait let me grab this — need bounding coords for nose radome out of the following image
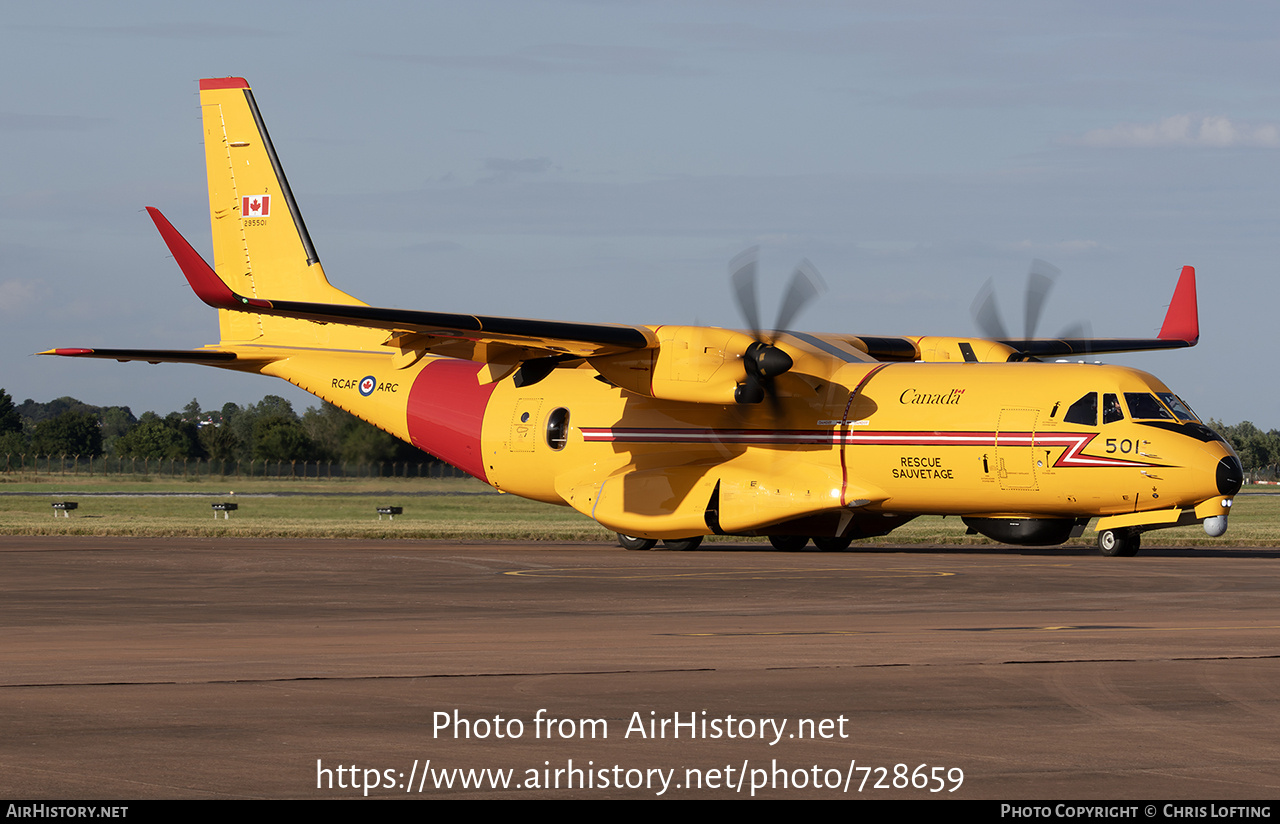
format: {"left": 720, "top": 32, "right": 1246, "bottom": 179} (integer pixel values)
{"left": 1217, "top": 455, "right": 1243, "bottom": 496}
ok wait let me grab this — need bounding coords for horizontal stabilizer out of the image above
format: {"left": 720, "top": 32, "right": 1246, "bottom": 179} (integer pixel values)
{"left": 38, "top": 347, "right": 270, "bottom": 366}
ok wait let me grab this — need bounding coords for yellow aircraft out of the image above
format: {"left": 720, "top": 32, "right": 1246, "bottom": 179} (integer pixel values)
{"left": 44, "top": 77, "right": 1243, "bottom": 557}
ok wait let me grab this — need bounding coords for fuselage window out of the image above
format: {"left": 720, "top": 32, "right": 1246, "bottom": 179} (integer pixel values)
{"left": 546, "top": 407, "right": 570, "bottom": 451}
{"left": 1102, "top": 393, "right": 1124, "bottom": 424}
{"left": 1063, "top": 393, "right": 1097, "bottom": 426}
{"left": 1124, "top": 393, "right": 1175, "bottom": 420}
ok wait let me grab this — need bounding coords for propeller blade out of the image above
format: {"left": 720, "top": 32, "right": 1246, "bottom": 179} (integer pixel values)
{"left": 974, "top": 259, "right": 1095, "bottom": 355}
{"left": 1057, "top": 320, "right": 1094, "bottom": 358}
{"left": 730, "top": 247, "right": 761, "bottom": 338}
{"left": 1023, "top": 258, "right": 1060, "bottom": 338}
{"left": 772, "top": 259, "right": 826, "bottom": 335}
{"left": 971, "top": 278, "right": 1009, "bottom": 340}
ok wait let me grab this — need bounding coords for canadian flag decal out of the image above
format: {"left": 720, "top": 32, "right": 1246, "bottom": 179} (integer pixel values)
{"left": 242, "top": 195, "right": 271, "bottom": 218}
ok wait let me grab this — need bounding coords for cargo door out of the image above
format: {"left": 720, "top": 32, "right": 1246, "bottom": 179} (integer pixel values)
{"left": 996, "top": 407, "right": 1039, "bottom": 491}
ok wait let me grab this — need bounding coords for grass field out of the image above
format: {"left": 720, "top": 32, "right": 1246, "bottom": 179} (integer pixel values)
{"left": 1, "top": 474, "right": 1275, "bottom": 546}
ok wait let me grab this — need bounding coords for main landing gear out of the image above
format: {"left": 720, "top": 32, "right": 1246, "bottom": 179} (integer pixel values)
{"left": 616, "top": 534, "right": 704, "bottom": 551}
{"left": 813, "top": 535, "right": 854, "bottom": 552}
{"left": 1097, "top": 528, "right": 1141, "bottom": 557}
{"left": 616, "top": 534, "right": 656, "bottom": 551}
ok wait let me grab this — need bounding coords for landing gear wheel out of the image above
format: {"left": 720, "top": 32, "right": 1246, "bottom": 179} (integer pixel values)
{"left": 813, "top": 535, "right": 855, "bottom": 552}
{"left": 768, "top": 535, "right": 810, "bottom": 551}
{"left": 617, "top": 533, "right": 657, "bottom": 551}
{"left": 1097, "top": 529, "right": 1141, "bottom": 557}
{"left": 662, "top": 536, "right": 704, "bottom": 551}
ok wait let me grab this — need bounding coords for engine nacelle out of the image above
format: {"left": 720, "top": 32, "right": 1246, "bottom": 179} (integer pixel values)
{"left": 914, "top": 336, "right": 1019, "bottom": 363}
{"left": 590, "top": 326, "right": 757, "bottom": 404}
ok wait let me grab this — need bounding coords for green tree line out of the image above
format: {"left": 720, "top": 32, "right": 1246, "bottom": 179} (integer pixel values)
{"left": 3, "top": 388, "right": 1278, "bottom": 477}
{"left": 1206, "top": 419, "right": 1280, "bottom": 475}
{"left": 0, "top": 389, "right": 430, "bottom": 465}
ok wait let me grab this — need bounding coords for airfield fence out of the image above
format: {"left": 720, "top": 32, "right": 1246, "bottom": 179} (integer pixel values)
{"left": 0, "top": 454, "right": 468, "bottom": 480}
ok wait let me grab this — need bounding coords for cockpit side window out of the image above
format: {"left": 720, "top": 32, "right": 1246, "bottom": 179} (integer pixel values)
{"left": 1125, "top": 393, "right": 1175, "bottom": 420}
{"left": 1157, "top": 392, "right": 1200, "bottom": 422}
{"left": 1102, "top": 393, "right": 1124, "bottom": 424}
{"left": 1063, "top": 392, "right": 1097, "bottom": 426}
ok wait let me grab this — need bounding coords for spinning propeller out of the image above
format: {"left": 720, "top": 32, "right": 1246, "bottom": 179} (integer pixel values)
{"left": 970, "top": 259, "right": 1091, "bottom": 356}
{"left": 729, "top": 247, "right": 825, "bottom": 404}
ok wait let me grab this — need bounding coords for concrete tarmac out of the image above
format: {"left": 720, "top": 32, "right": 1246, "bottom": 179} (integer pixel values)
{"left": 2, "top": 536, "right": 1278, "bottom": 799}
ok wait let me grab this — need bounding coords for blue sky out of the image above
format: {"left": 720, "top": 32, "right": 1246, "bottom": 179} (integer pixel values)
{"left": 3, "top": 2, "right": 1277, "bottom": 426}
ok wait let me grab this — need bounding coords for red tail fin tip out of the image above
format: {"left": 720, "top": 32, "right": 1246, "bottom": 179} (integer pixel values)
{"left": 1157, "top": 265, "right": 1199, "bottom": 345}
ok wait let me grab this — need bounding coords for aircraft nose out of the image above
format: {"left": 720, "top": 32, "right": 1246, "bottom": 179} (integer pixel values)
{"left": 1217, "top": 455, "right": 1243, "bottom": 496}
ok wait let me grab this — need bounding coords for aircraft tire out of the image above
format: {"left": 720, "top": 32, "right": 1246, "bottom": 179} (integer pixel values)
{"left": 1097, "top": 529, "right": 1141, "bottom": 557}
{"left": 813, "top": 535, "right": 855, "bottom": 552}
{"left": 768, "top": 535, "right": 810, "bottom": 551}
{"left": 617, "top": 534, "right": 657, "bottom": 551}
{"left": 662, "top": 537, "right": 704, "bottom": 551}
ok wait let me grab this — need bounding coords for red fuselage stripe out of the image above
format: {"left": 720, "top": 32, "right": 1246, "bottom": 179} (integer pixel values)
{"left": 576, "top": 428, "right": 1154, "bottom": 469}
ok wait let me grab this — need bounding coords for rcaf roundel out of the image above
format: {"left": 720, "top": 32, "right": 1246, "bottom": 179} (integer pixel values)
{"left": 242, "top": 195, "right": 271, "bottom": 218}
{"left": 359, "top": 376, "right": 376, "bottom": 396}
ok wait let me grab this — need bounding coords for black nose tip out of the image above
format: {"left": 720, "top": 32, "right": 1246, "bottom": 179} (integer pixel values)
{"left": 1217, "top": 455, "right": 1243, "bottom": 496}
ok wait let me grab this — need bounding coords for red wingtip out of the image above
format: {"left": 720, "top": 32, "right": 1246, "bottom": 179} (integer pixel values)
{"left": 199, "top": 77, "right": 249, "bottom": 90}
{"left": 145, "top": 207, "right": 240, "bottom": 309}
{"left": 52, "top": 348, "right": 94, "bottom": 356}
{"left": 1158, "top": 265, "right": 1199, "bottom": 345}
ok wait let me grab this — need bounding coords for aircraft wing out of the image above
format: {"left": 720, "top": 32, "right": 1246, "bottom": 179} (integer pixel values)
{"left": 146, "top": 207, "right": 656, "bottom": 360}
{"left": 792, "top": 328, "right": 1196, "bottom": 365}
{"left": 815, "top": 265, "right": 1200, "bottom": 362}
{"left": 989, "top": 335, "right": 1194, "bottom": 358}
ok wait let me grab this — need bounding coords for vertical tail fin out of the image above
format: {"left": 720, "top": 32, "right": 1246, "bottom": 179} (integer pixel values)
{"left": 199, "top": 77, "right": 376, "bottom": 349}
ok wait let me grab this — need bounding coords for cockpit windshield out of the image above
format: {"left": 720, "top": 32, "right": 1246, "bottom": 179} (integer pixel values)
{"left": 1124, "top": 393, "right": 1175, "bottom": 421}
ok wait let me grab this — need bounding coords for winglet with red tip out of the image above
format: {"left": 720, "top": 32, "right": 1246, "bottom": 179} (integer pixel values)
{"left": 198, "top": 77, "right": 249, "bottom": 91}
{"left": 145, "top": 207, "right": 271, "bottom": 310}
{"left": 1157, "top": 265, "right": 1199, "bottom": 345}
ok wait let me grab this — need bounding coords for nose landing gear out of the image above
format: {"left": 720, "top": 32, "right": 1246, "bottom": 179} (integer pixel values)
{"left": 1097, "top": 528, "right": 1141, "bottom": 557}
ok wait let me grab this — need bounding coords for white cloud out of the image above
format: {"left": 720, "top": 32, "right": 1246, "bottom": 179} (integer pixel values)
{"left": 1079, "top": 115, "right": 1280, "bottom": 148}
